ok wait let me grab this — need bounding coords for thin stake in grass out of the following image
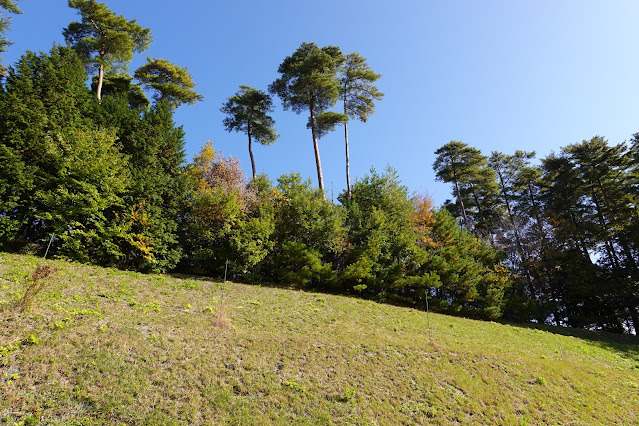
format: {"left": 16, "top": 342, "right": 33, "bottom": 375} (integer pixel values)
{"left": 43, "top": 234, "right": 55, "bottom": 259}
{"left": 212, "top": 259, "right": 231, "bottom": 329}
{"left": 426, "top": 289, "right": 432, "bottom": 339}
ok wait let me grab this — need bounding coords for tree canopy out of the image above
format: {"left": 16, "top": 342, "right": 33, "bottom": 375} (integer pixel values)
{"left": 134, "top": 57, "right": 203, "bottom": 108}
{"left": 64, "top": 0, "right": 152, "bottom": 101}
{"left": 221, "top": 85, "right": 278, "bottom": 179}
{"left": 0, "top": 0, "right": 21, "bottom": 75}
{"left": 269, "top": 42, "right": 345, "bottom": 195}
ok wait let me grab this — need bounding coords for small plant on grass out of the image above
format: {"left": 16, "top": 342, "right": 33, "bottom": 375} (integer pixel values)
{"left": 213, "top": 299, "right": 231, "bottom": 329}
{"left": 18, "top": 264, "right": 58, "bottom": 312}
{"left": 534, "top": 376, "right": 547, "bottom": 385}
{"left": 283, "top": 380, "right": 307, "bottom": 392}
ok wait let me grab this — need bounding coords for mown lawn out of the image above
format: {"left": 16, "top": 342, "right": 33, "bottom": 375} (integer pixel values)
{"left": 1, "top": 252, "right": 638, "bottom": 424}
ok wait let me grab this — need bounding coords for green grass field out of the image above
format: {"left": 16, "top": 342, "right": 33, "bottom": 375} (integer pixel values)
{"left": 1, "top": 252, "right": 637, "bottom": 424}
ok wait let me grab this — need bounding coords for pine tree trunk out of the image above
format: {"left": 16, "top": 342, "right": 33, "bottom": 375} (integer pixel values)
{"left": 528, "top": 183, "right": 545, "bottom": 243}
{"left": 309, "top": 98, "right": 325, "bottom": 197}
{"left": 248, "top": 128, "right": 256, "bottom": 180}
{"left": 591, "top": 189, "right": 620, "bottom": 268}
{"left": 497, "top": 170, "right": 529, "bottom": 281}
{"left": 453, "top": 169, "right": 470, "bottom": 229}
{"left": 344, "top": 120, "right": 351, "bottom": 201}
{"left": 96, "top": 63, "right": 104, "bottom": 103}
{"left": 568, "top": 209, "right": 592, "bottom": 264}
{"left": 597, "top": 177, "right": 637, "bottom": 271}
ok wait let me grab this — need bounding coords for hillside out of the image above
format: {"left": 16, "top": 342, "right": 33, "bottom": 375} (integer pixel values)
{"left": 1, "top": 252, "right": 637, "bottom": 424}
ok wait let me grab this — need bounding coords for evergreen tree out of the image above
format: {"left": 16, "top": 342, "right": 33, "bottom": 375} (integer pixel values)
{"left": 339, "top": 52, "right": 383, "bottom": 200}
{"left": 269, "top": 42, "right": 345, "bottom": 195}
{"left": 0, "top": 0, "right": 21, "bottom": 75}
{"left": 64, "top": 0, "right": 152, "bottom": 102}
{"left": 488, "top": 151, "right": 535, "bottom": 276}
{"left": 0, "top": 46, "right": 93, "bottom": 250}
{"left": 434, "top": 141, "right": 500, "bottom": 238}
{"left": 91, "top": 72, "right": 149, "bottom": 108}
{"left": 424, "top": 208, "right": 510, "bottom": 320}
{"left": 90, "top": 96, "right": 192, "bottom": 272}
{"left": 340, "top": 167, "right": 420, "bottom": 298}
{"left": 134, "top": 57, "right": 203, "bottom": 108}
{"left": 221, "top": 85, "right": 278, "bottom": 179}
{"left": 564, "top": 137, "right": 636, "bottom": 272}
{"left": 260, "top": 172, "right": 345, "bottom": 289}
{"left": 120, "top": 102, "right": 192, "bottom": 272}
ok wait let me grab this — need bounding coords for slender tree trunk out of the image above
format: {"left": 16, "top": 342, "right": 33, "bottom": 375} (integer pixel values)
{"left": 248, "top": 133, "right": 256, "bottom": 180}
{"left": 309, "top": 98, "right": 325, "bottom": 197}
{"left": 471, "top": 189, "right": 490, "bottom": 241}
{"left": 567, "top": 209, "right": 592, "bottom": 264}
{"left": 597, "top": 177, "right": 637, "bottom": 271}
{"left": 344, "top": 97, "right": 351, "bottom": 201}
{"left": 591, "top": 189, "right": 620, "bottom": 268}
{"left": 452, "top": 168, "right": 469, "bottom": 229}
{"left": 96, "top": 63, "right": 104, "bottom": 103}
{"left": 528, "top": 183, "right": 546, "bottom": 243}
{"left": 497, "top": 170, "right": 529, "bottom": 280}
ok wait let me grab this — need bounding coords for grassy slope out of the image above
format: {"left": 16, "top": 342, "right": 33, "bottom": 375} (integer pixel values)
{"left": 0, "top": 253, "right": 637, "bottom": 425}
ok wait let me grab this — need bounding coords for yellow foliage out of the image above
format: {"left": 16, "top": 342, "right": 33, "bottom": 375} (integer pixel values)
{"left": 413, "top": 194, "right": 438, "bottom": 249}
{"left": 129, "top": 233, "right": 155, "bottom": 261}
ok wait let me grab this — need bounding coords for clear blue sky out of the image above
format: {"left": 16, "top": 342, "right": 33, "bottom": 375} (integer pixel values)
{"left": 4, "top": 0, "right": 638, "bottom": 205}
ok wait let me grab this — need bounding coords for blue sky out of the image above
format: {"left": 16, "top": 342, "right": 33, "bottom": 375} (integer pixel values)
{"left": 4, "top": 0, "right": 638, "bottom": 205}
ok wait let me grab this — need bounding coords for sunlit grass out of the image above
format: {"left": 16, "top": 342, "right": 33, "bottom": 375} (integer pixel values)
{"left": 1, "top": 252, "right": 637, "bottom": 424}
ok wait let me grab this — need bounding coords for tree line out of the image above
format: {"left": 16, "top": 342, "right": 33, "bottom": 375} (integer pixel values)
{"left": 434, "top": 139, "right": 639, "bottom": 333}
{"left": 0, "top": 1, "right": 636, "bottom": 334}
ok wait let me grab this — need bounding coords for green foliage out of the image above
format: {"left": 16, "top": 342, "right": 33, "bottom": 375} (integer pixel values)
{"left": 269, "top": 42, "right": 345, "bottom": 192}
{"left": 434, "top": 141, "right": 501, "bottom": 237}
{"left": 269, "top": 42, "right": 344, "bottom": 115}
{"left": 537, "top": 136, "right": 638, "bottom": 332}
{"left": 35, "top": 127, "right": 130, "bottom": 262}
{"left": 64, "top": 0, "right": 152, "bottom": 100}
{"left": 117, "top": 103, "right": 191, "bottom": 272}
{"left": 272, "top": 240, "right": 333, "bottom": 289}
{"left": 0, "top": 0, "right": 21, "bottom": 75}
{"left": 134, "top": 57, "right": 203, "bottom": 108}
{"left": 341, "top": 167, "right": 421, "bottom": 297}
{"left": 221, "top": 85, "right": 278, "bottom": 145}
{"left": 309, "top": 111, "right": 348, "bottom": 139}
{"left": 259, "top": 173, "right": 344, "bottom": 289}
{"left": 221, "top": 85, "right": 278, "bottom": 178}
{"left": 91, "top": 72, "right": 149, "bottom": 108}
{"left": 181, "top": 143, "right": 274, "bottom": 278}
{"left": 340, "top": 52, "right": 383, "bottom": 123}
{"left": 0, "top": 46, "right": 94, "bottom": 250}
{"left": 424, "top": 208, "right": 510, "bottom": 320}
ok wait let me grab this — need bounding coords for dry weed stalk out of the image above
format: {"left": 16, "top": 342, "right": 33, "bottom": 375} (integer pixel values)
{"left": 18, "top": 264, "right": 57, "bottom": 312}
{"left": 213, "top": 299, "right": 231, "bottom": 329}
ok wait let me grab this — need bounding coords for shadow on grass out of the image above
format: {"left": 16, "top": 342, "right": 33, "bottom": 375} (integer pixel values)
{"left": 505, "top": 321, "right": 639, "bottom": 362}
